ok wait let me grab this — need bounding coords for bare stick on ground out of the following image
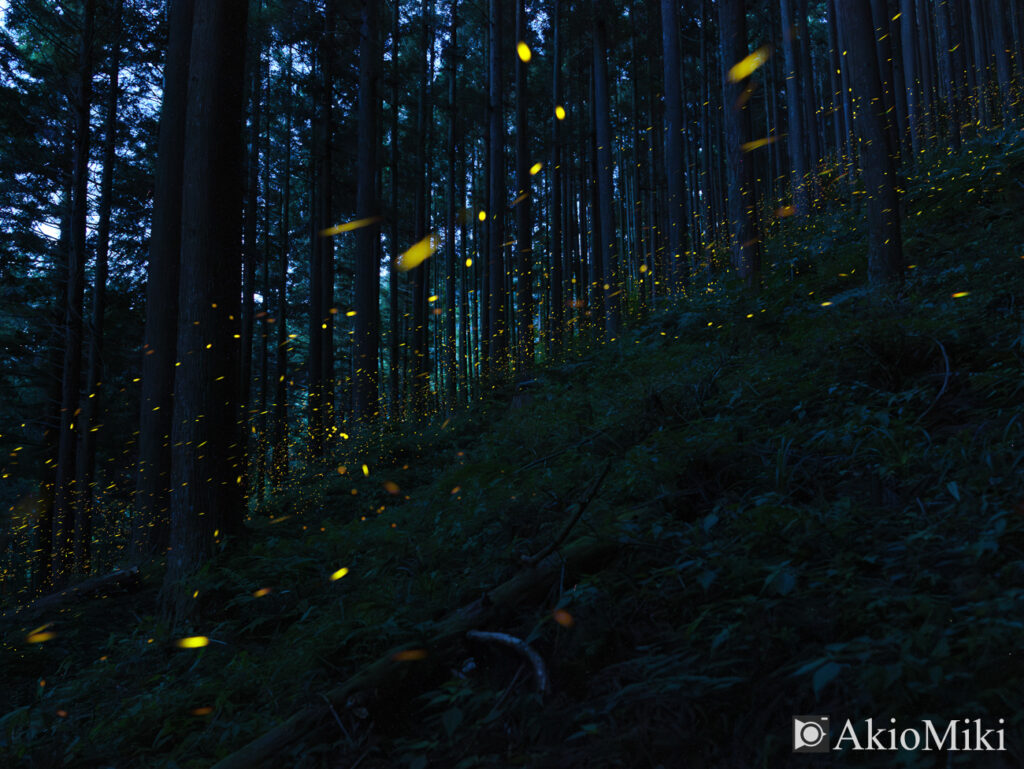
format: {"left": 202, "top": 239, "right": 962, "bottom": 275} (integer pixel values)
{"left": 466, "top": 629, "right": 549, "bottom": 693}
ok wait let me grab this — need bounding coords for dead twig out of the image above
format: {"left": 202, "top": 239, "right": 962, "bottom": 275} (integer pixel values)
{"left": 521, "top": 462, "right": 611, "bottom": 566}
{"left": 466, "top": 630, "right": 549, "bottom": 693}
{"left": 515, "top": 430, "right": 609, "bottom": 474}
{"left": 913, "top": 335, "right": 951, "bottom": 425}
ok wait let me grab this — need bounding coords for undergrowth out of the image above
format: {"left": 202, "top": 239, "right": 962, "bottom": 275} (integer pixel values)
{"left": 2, "top": 130, "right": 1024, "bottom": 768}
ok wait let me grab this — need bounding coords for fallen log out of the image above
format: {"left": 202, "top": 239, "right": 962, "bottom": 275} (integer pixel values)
{"left": 210, "top": 535, "right": 618, "bottom": 769}
{"left": 2, "top": 567, "right": 142, "bottom": 623}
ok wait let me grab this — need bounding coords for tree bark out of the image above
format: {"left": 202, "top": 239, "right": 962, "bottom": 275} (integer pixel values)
{"left": 988, "top": 0, "right": 1014, "bottom": 123}
{"left": 240, "top": 18, "right": 262, "bottom": 498}
{"left": 487, "top": 0, "right": 507, "bottom": 367}
{"left": 661, "top": 0, "right": 688, "bottom": 290}
{"left": 550, "top": 0, "right": 564, "bottom": 355}
{"left": 719, "top": 0, "right": 761, "bottom": 284}
{"left": 388, "top": 0, "right": 401, "bottom": 417}
{"left": 838, "top": 0, "right": 904, "bottom": 287}
{"left": 514, "top": 0, "right": 534, "bottom": 371}
{"left": 796, "top": 0, "right": 819, "bottom": 170}
{"left": 411, "top": 0, "right": 433, "bottom": 414}
{"left": 592, "top": 0, "right": 618, "bottom": 336}
{"left": 135, "top": 0, "right": 194, "bottom": 559}
{"left": 900, "top": 0, "right": 921, "bottom": 161}
{"left": 444, "top": 0, "right": 459, "bottom": 406}
{"left": 163, "top": 0, "right": 249, "bottom": 618}
{"left": 353, "top": 0, "right": 381, "bottom": 422}
{"left": 53, "top": 0, "right": 95, "bottom": 584}
{"left": 75, "top": 0, "right": 122, "bottom": 574}
{"left": 935, "top": 0, "right": 962, "bottom": 152}
{"left": 779, "top": 0, "right": 808, "bottom": 214}
{"left": 271, "top": 49, "right": 292, "bottom": 487}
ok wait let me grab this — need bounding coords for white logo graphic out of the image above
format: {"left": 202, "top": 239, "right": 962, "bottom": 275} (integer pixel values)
{"left": 793, "top": 716, "right": 830, "bottom": 753}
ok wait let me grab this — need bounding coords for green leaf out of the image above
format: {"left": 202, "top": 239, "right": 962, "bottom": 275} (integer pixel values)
{"left": 812, "top": 661, "right": 842, "bottom": 698}
{"left": 441, "top": 707, "right": 463, "bottom": 738}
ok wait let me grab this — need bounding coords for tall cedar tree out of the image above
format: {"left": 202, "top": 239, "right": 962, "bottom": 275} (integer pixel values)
{"left": 388, "top": 0, "right": 401, "bottom": 415}
{"left": 240, "top": 14, "right": 263, "bottom": 492}
{"left": 270, "top": 49, "right": 293, "bottom": 486}
{"left": 487, "top": 0, "right": 507, "bottom": 366}
{"left": 592, "top": 0, "right": 618, "bottom": 337}
{"left": 837, "top": 0, "right": 903, "bottom": 286}
{"left": 164, "top": 0, "right": 248, "bottom": 616}
{"left": 134, "top": 0, "right": 194, "bottom": 560}
{"left": 353, "top": 0, "right": 381, "bottom": 422}
{"left": 719, "top": 0, "right": 761, "bottom": 284}
{"left": 411, "top": 0, "right": 433, "bottom": 413}
{"left": 779, "top": 0, "right": 808, "bottom": 214}
{"left": 52, "top": 0, "right": 95, "bottom": 584}
{"left": 75, "top": 0, "right": 123, "bottom": 574}
{"left": 550, "top": 0, "right": 564, "bottom": 353}
{"left": 444, "top": 0, "right": 459, "bottom": 405}
{"left": 935, "top": 0, "right": 962, "bottom": 153}
{"left": 661, "top": 0, "right": 688, "bottom": 289}
{"left": 900, "top": 0, "right": 921, "bottom": 161}
{"left": 514, "top": 0, "right": 534, "bottom": 370}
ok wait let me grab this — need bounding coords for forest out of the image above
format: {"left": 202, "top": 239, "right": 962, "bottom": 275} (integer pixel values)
{"left": 1, "top": 0, "right": 1023, "bottom": 765}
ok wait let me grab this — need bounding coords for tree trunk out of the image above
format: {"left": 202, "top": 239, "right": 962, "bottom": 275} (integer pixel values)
{"left": 514, "top": 0, "right": 534, "bottom": 371}
{"left": 550, "top": 0, "right": 564, "bottom": 356}
{"left": 240, "top": 21, "right": 262, "bottom": 497}
{"left": 968, "top": 0, "right": 991, "bottom": 128}
{"left": 53, "top": 0, "right": 95, "bottom": 584}
{"left": 796, "top": 0, "right": 819, "bottom": 170}
{"left": 869, "top": 0, "right": 901, "bottom": 167}
{"left": 779, "top": 0, "right": 808, "bottom": 215}
{"left": 661, "top": 0, "right": 688, "bottom": 290}
{"left": 487, "top": 0, "right": 507, "bottom": 367}
{"left": 388, "top": 0, "right": 401, "bottom": 417}
{"left": 592, "top": 1, "right": 618, "bottom": 336}
{"left": 838, "top": 0, "right": 904, "bottom": 287}
{"left": 271, "top": 49, "right": 292, "bottom": 487}
{"left": 719, "top": 0, "right": 760, "bottom": 284}
{"left": 444, "top": 0, "right": 459, "bottom": 405}
{"left": 411, "top": 0, "right": 433, "bottom": 413}
{"left": 899, "top": 0, "right": 921, "bottom": 161}
{"left": 353, "top": 0, "right": 381, "bottom": 422}
{"left": 935, "top": 0, "right": 962, "bottom": 152}
{"left": 164, "top": 0, "right": 249, "bottom": 619}
{"left": 988, "top": 0, "right": 1014, "bottom": 123}
{"left": 75, "top": 0, "right": 122, "bottom": 574}
{"left": 136, "top": 0, "right": 194, "bottom": 551}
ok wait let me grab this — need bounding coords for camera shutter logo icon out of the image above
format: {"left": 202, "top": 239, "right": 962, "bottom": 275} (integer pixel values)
{"left": 793, "top": 715, "right": 830, "bottom": 753}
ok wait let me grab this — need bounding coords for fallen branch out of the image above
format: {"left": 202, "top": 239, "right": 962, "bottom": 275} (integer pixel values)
{"left": 913, "top": 334, "right": 951, "bottom": 425}
{"left": 521, "top": 463, "right": 611, "bottom": 566}
{"left": 515, "top": 429, "right": 609, "bottom": 474}
{"left": 210, "top": 536, "right": 617, "bottom": 769}
{"left": 3, "top": 567, "right": 141, "bottom": 622}
{"left": 466, "top": 630, "right": 549, "bottom": 693}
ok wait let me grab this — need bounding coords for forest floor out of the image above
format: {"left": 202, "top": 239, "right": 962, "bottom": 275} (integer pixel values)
{"left": 3, "top": 130, "right": 1024, "bottom": 769}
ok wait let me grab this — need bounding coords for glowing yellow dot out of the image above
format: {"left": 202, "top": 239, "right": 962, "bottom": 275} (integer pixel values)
{"left": 465, "top": 258, "right": 473, "bottom": 268}
{"left": 478, "top": 210, "right": 487, "bottom": 221}
{"left": 530, "top": 162, "right": 543, "bottom": 175}
{"left": 951, "top": 291, "right": 969, "bottom": 298}
{"left": 517, "top": 41, "right": 531, "bottom": 62}
{"left": 346, "top": 310, "right": 357, "bottom": 317}
{"left": 330, "top": 567, "right": 349, "bottom": 581}
{"left": 555, "top": 105, "right": 566, "bottom": 120}
{"left": 175, "top": 636, "right": 209, "bottom": 649}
